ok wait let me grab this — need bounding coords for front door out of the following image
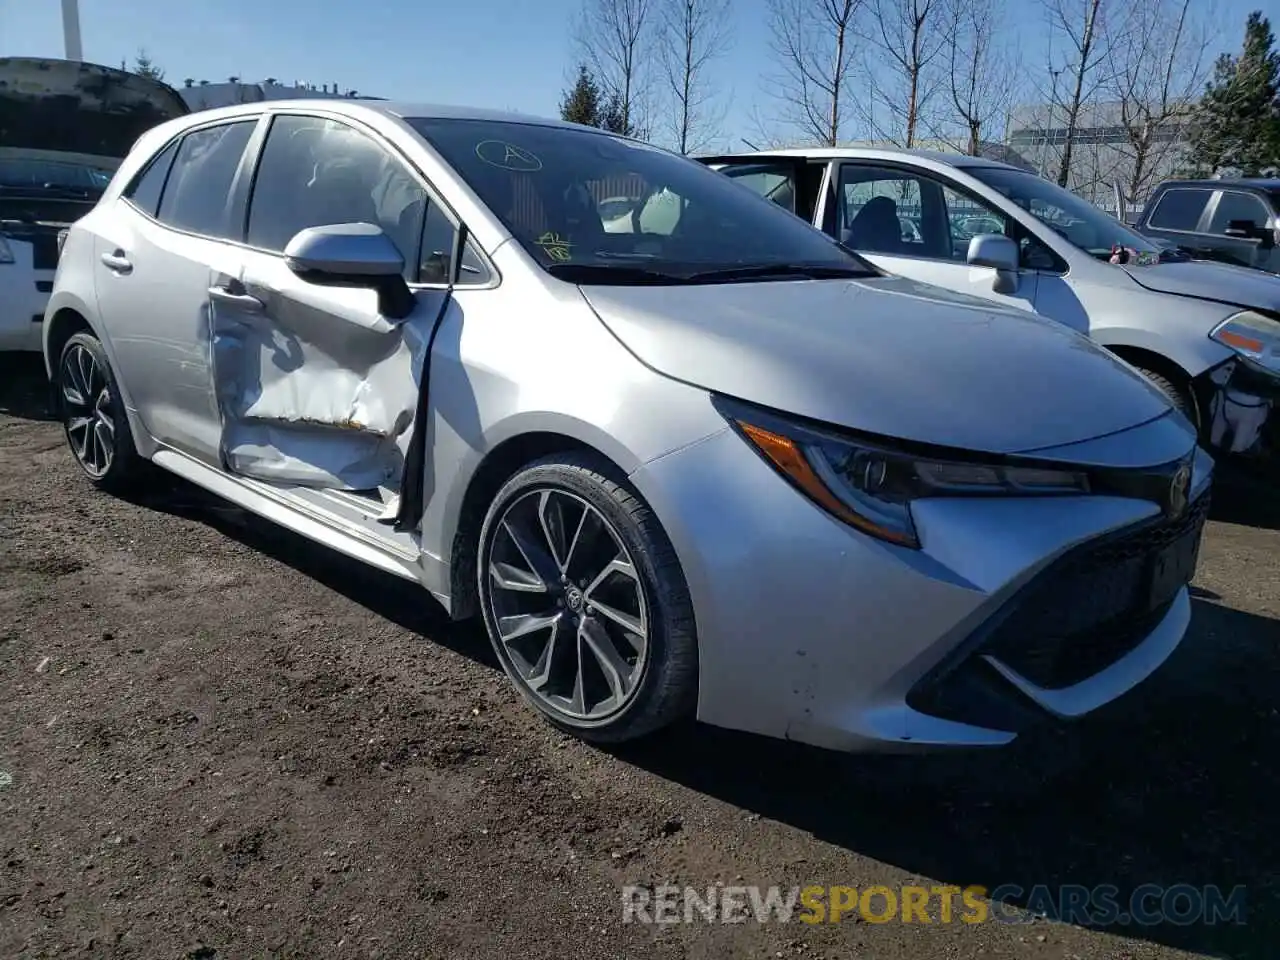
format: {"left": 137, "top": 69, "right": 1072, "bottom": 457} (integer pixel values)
{"left": 829, "top": 161, "right": 1046, "bottom": 314}
{"left": 208, "top": 112, "right": 486, "bottom": 496}
{"left": 1204, "top": 189, "right": 1278, "bottom": 273}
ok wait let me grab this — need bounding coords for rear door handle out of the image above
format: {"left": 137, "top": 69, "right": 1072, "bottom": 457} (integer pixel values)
{"left": 100, "top": 250, "right": 132, "bottom": 274}
{"left": 208, "top": 283, "right": 264, "bottom": 313}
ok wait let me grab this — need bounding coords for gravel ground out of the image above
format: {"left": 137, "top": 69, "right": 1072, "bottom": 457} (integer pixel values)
{"left": 2, "top": 354, "right": 1277, "bottom": 960}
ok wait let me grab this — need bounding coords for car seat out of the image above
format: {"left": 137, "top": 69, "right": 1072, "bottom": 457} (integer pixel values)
{"left": 844, "top": 196, "right": 904, "bottom": 254}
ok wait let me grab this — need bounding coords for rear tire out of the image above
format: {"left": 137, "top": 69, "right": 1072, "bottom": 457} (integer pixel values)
{"left": 55, "top": 331, "right": 145, "bottom": 491}
{"left": 477, "top": 452, "right": 698, "bottom": 743}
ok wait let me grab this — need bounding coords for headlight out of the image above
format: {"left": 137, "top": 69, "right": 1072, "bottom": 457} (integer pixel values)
{"left": 56, "top": 229, "right": 69, "bottom": 256}
{"left": 1211, "top": 310, "right": 1280, "bottom": 374}
{"left": 0, "top": 236, "right": 14, "bottom": 265}
{"left": 725, "top": 404, "right": 1090, "bottom": 549}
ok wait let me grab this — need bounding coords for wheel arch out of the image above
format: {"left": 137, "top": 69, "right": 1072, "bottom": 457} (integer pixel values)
{"left": 1104, "top": 343, "right": 1194, "bottom": 387}
{"left": 43, "top": 305, "right": 97, "bottom": 380}
{"left": 447, "top": 430, "right": 628, "bottom": 621}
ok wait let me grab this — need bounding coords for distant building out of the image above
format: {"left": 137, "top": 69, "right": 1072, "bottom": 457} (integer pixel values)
{"left": 1005, "top": 101, "right": 1193, "bottom": 213}
{"left": 177, "top": 79, "right": 383, "bottom": 112}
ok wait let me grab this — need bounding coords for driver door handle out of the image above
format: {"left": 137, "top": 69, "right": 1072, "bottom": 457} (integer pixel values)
{"left": 208, "top": 283, "right": 264, "bottom": 313}
{"left": 100, "top": 250, "right": 132, "bottom": 274}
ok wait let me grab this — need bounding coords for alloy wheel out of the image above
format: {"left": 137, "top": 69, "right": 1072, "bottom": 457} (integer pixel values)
{"left": 60, "top": 343, "right": 115, "bottom": 479}
{"left": 485, "top": 488, "right": 650, "bottom": 721}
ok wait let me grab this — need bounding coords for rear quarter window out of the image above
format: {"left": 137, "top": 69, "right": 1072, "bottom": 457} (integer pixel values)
{"left": 122, "top": 140, "right": 179, "bottom": 217}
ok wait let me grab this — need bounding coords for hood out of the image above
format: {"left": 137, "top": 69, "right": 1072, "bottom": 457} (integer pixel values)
{"left": 580, "top": 275, "right": 1174, "bottom": 455}
{"left": 1120, "top": 259, "right": 1280, "bottom": 313}
{"left": 0, "top": 57, "right": 188, "bottom": 160}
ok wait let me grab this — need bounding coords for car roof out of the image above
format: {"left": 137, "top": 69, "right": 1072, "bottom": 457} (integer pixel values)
{"left": 696, "top": 146, "right": 1019, "bottom": 171}
{"left": 173, "top": 98, "right": 608, "bottom": 135}
{"left": 1155, "top": 177, "right": 1280, "bottom": 190}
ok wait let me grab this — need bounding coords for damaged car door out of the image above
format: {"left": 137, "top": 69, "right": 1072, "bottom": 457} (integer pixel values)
{"left": 211, "top": 113, "right": 472, "bottom": 505}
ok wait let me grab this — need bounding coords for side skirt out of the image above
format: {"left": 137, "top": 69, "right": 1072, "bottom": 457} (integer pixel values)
{"left": 151, "top": 447, "right": 425, "bottom": 584}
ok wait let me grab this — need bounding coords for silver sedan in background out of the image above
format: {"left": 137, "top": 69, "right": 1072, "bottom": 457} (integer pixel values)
{"left": 45, "top": 101, "right": 1212, "bottom": 755}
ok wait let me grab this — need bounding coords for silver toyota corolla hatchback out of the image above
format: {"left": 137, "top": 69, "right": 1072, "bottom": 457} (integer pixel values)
{"left": 45, "top": 101, "right": 1213, "bottom": 754}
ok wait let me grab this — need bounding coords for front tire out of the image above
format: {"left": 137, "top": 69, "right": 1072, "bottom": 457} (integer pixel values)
{"left": 55, "top": 331, "right": 144, "bottom": 490}
{"left": 477, "top": 452, "right": 698, "bottom": 743}
{"left": 1136, "top": 367, "right": 1198, "bottom": 429}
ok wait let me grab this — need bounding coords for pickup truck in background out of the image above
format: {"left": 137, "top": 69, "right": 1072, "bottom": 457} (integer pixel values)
{"left": 1133, "top": 178, "right": 1280, "bottom": 276}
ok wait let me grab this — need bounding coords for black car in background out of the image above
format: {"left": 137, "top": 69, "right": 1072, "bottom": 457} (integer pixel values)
{"left": 1134, "top": 178, "right": 1280, "bottom": 275}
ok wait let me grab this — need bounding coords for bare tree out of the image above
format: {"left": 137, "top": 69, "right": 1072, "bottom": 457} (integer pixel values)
{"left": 761, "top": 0, "right": 865, "bottom": 146}
{"left": 942, "top": 0, "right": 1020, "bottom": 155}
{"left": 860, "top": 0, "right": 946, "bottom": 147}
{"left": 1042, "top": 0, "right": 1111, "bottom": 188}
{"left": 1106, "top": 0, "right": 1215, "bottom": 203}
{"left": 658, "top": 0, "right": 733, "bottom": 153}
{"left": 576, "top": 0, "right": 655, "bottom": 137}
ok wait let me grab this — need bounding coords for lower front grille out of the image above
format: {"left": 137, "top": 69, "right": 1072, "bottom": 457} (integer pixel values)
{"left": 907, "top": 491, "right": 1211, "bottom": 728}
{"left": 982, "top": 492, "right": 1210, "bottom": 689}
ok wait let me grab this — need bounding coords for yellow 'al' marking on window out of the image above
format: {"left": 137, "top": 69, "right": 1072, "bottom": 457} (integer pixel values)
{"left": 535, "top": 231, "right": 573, "bottom": 261}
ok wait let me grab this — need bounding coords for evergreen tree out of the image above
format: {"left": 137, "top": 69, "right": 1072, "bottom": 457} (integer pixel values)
{"left": 560, "top": 65, "right": 603, "bottom": 127}
{"left": 132, "top": 48, "right": 165, "bottom": 82}
{"left": 1185, "top": 12, "right": 1280, "bottom": 176}
{"left": 600, "top": 91, "right": 635, "bottom": 137}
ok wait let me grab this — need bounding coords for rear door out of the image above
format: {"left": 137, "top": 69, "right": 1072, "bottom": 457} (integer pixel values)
{"left": 210, "top": 112, "right": 489, "bottom": 496}
{"left": 94, "top": 117, "right": 260, "bottom": 463}
{"left": 1137, "top": 186, "right": 1213, "bottom": 256}
{"left": 703, "top": 155, "right": 834, "bottom": 232}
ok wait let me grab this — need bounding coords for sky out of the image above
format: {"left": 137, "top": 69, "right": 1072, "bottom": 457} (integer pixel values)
{"left": 0, "top": 0, "right": 1266, "bottom": 151}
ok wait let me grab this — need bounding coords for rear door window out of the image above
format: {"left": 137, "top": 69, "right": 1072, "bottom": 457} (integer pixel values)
{"left": 721, "top": 163, "right": 800, "bottom": 215}
{"left": 1146, "top": 188, "right": 1211, "bottom": 231}
{"left": 156, "top": 121, "right": 257, "bottom": 238}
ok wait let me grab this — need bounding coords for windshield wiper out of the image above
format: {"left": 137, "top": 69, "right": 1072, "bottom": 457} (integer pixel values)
{"left": 683, "top": 263, "right": 875, "bottom": 282}
{"left": 545, "top": 263, "right": 687, "bottom": 284}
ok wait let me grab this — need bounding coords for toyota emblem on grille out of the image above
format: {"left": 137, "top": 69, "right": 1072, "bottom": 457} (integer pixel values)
{"left": 1167, "top": 461, "right": 1192, "bottom": 518}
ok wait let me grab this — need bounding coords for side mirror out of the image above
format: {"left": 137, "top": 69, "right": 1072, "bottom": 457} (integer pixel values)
{"left": 966, "top": 233, "right": 1020, "bottom": 295}
{"left": 1223, "top": 219, "right": 1261, "bottom": 240}
{"left": 284, "top": 222, "right": 415, "bottom": 320}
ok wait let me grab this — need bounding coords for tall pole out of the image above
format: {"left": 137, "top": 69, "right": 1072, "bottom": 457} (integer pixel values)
{"left": 62, "top": 0, "right": 83, "bottom": 62}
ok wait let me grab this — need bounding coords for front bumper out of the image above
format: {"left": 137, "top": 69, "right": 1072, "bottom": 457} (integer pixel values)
{"left": 1202, "top": 357, "right": 1280, "bottom": 464}
{"left": 630, "top": 415, "right": 1213, "bottom": 754}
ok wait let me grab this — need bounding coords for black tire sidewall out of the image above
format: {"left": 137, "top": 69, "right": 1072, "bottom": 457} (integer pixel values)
{"left": 1137, "top": 367, "right": 1198, "bottom": 429}
{"left": 476, "top": 452, "right": 695, "bottom": 740}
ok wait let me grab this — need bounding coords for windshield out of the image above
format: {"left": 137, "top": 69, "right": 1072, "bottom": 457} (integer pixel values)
{"left": 967, "top": 166, "right": 1160, "bottom": 260}
{"left": 0, "top": 158, "right": 112, "bottom": 194}
{"left": 408, "top": 118, "right": 873, "bottom": 282}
